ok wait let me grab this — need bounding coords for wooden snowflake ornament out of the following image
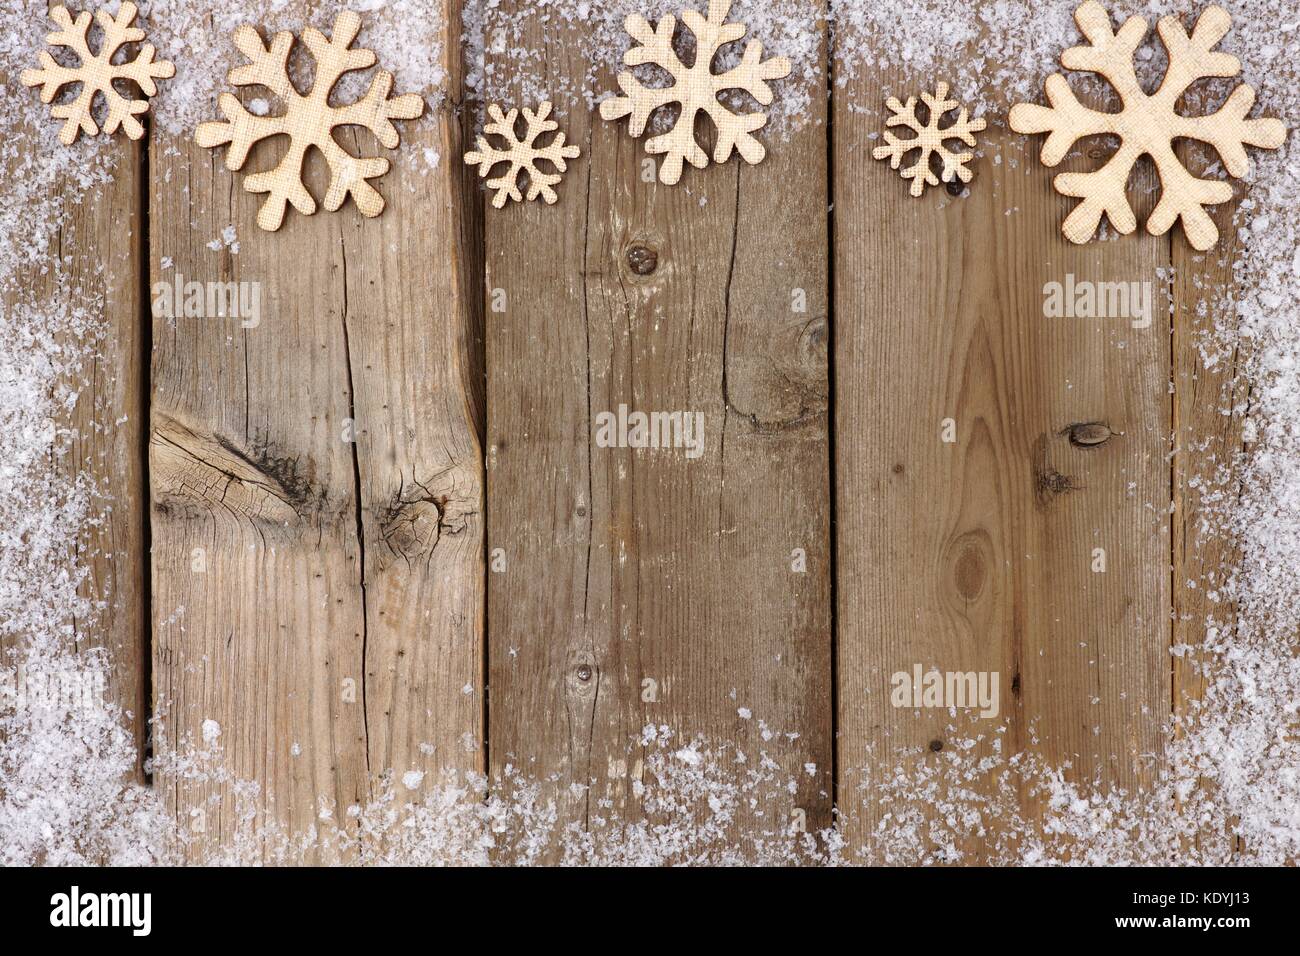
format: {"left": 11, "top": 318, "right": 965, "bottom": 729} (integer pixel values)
{"left": 1010, "top": 1, "right": 1287, "bottom": 251}
{"left": 21, "top": 2, "right": 174, "bottom": 145}
{"left": 465, "top": 102, "right": 581, "bottom": 208}
{"left": 599, "top": 0, "right": 791, "bottom": 185}
{"left": 195, "top": 10, "right": 424, "bottom": 232}
{"left": 872, "top": 82, "right": 986, "bottom": 197}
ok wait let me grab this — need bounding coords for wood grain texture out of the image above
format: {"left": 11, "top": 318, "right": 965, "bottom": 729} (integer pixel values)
{"left": 64, "top": 145, "right": 149, "bottom": 782}
{"left": 833, "top": 48, "right": 1172, "bottom": 860}
{"left": 148, "top": 2, "right": 482, "bottom": 861}
{"left": 484, "top": 2, "right": 832, "bottom": 860}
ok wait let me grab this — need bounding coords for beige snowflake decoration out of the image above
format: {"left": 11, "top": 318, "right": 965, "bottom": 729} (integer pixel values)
{"left": 194, "top": 10, "right": 424, "bottom": 232}
{"left": 20, "top": 2, "right": 174, "bottom": 146}
{"left": 872, "top": 82, "right": 986, "bottom": 197}
{"left": 1010, "top": 1, "right": 1287, "bottom": 251}
{"left": 464, "top": 102, "right": 581, "bottom": 208}
{"left": 599, "top": 0, "right": 791, "bottom": 185}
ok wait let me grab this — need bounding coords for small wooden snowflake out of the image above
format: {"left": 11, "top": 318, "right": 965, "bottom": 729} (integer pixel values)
{"left": 599, "top": 0, "right": 791, "bottom": 185}
{"left": 872, "top": 81, "right": 986, "bottom": 198}
{"left": 464, "top": 102, "right": 581, "bottom": 208}
{"left": 21, "top": 2, "right": 175, "bottom": 145}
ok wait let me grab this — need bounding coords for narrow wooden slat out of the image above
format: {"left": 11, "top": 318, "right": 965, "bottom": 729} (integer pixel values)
{"left": 484, "top": 2, "right": 833, "bottom": 860}
{"left": 1170, "top": 140, "right": 1248, "bottom": 858}
{"left": 0, "top": 136, "right": 148, "bottom": 781}
{"left": 148, "top": 2, "right": 481, "bottom": 861}
{"left": 832, "top": 44, "right": 1172, "bottom": 860}
{"left": 62, "top": 143, "right": 150, "bottom": 781}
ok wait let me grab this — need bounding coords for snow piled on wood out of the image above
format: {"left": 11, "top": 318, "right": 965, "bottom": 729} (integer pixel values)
{"left": 0, "top": 16, "right": 173, "bottom": 856}
{"left": 828, "top": 0, "right": 1300, "bottom": 866}
{"left": 1, "top": 0, "right": 1298, "bottom": 864}
{"left": 141, "top": 0, "right": 448, "bottom": 136}
{"left": 464, "top": 0, "right": 823, "bottom": 134}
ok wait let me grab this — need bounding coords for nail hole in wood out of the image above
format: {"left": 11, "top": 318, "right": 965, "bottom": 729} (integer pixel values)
{"left": 576, "top": 664, "right": 593, "bottom": 682}
{"left": 929, "top": 739, "right": 943, "bottom": 752}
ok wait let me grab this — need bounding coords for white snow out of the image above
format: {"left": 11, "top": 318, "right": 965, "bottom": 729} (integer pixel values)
{"left": 201, "top": 719, "right": 221, "bottom": 744}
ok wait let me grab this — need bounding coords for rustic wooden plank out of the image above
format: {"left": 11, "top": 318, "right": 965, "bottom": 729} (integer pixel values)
{"left": 338, "top": 16, "right": 486, "bottom": 809}
{"left": 0, "top": 135, "right": 148, "bottom": 782}
{"left": 484, "top": 2, "right": 833, "bottom": 861}
{"left": 148, "top": 3, "right": 481, "bottom": 861}
{"left": 61, "top": 142, "right": 150, "bottom": 783}
{"left": 1169, "top": 139, "right": 1248, "bottom": 857}
{"left": 832, "top": 46, "right": 1172, "bottom": 860}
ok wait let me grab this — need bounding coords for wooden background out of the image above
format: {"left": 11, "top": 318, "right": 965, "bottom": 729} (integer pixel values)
{"left": 18, "top": 0, "right": 1256, "bottom": 862}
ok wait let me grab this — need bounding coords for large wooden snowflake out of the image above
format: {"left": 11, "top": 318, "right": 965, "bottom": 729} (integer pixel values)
{"left": 20, "top": 2, "right": 174, "bottom": 145}
{"left": 1010, "top": 1, "right": 1286, "bottom": 251}
{"left": 599, "top": 0, "right": 791, "bottom": 185}
{"left": 195, "top": 10, "right": 424, "bottom": 231}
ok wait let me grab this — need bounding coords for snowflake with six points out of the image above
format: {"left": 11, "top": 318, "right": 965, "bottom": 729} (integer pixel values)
{"left": 21, "top": 2, "right": 174, "bottom": 146}
{"left": 464, "top": 102, "right": 581, "bottom": 208}
{"left": 195, "top": 10, "right": 424, "bottom": 232}
{"left": 1011, "top": 1, "right": 1287, "bottom": 251}
{"left": 872, "top": 82, "right": 986, "bottom": 197}
{"left": 599, "top": 0, "right": 791, "bottom": 186}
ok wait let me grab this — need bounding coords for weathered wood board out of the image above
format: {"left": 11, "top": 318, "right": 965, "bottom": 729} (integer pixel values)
{"left": 482, "top": 2, "right": 834, "bottom": 859}
{"left": 832, "top": 51, "right": 1173, "bottom": 860}
{"left": 147, "top": 2, "right": 482, "bottom": 861}
{"left": 1170, "top": 137, "right": 1249, "bottom": 859}
{"left": 0, "top": 134, "right": 148, "bottom": 784}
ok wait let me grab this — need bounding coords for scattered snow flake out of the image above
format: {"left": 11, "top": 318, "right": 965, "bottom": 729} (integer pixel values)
{"left": 201, "top": 719, "right": 221, "bottom": 744}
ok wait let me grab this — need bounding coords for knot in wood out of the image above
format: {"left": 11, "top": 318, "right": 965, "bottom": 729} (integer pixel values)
{"left": 953, "top": 544, "right": 987, "bottom": 603}
{"left": 381, "top": 499, "right": 442, "bottom": 560}
{"left": 626, "top": 245, "right": 658, "bottom": 275}
{"left": 799, "top": 316, "right": 829, "bottom": 368}
{"left": 1068, "top": 422, "right": 1113, "bottom": 448}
